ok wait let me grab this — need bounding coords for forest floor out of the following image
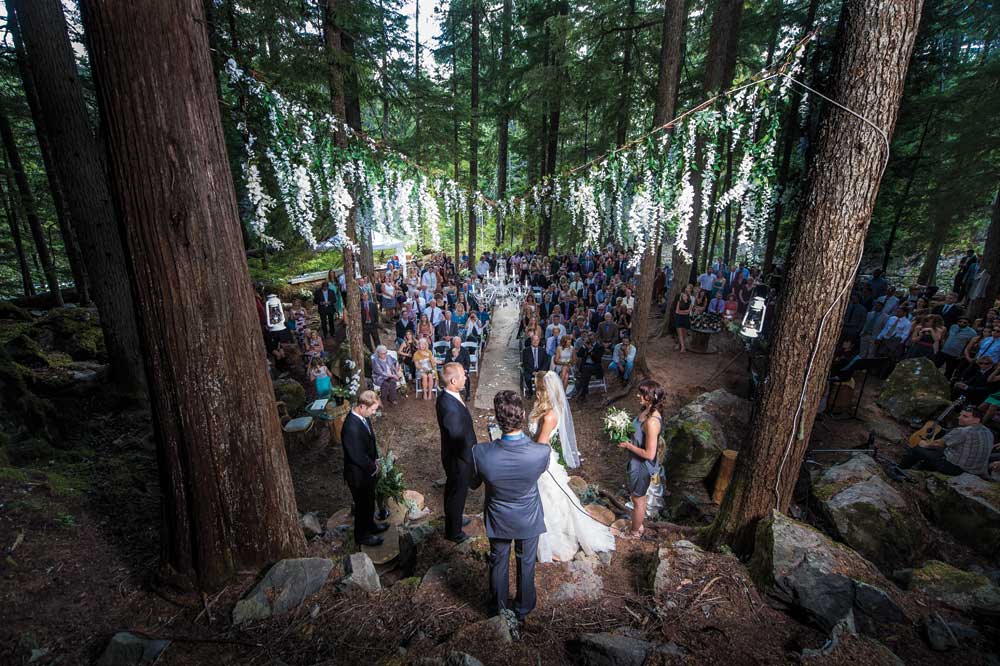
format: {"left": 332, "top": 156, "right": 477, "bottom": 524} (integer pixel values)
{"left": 0, "top": 310, "right": 992, "bottom": 665}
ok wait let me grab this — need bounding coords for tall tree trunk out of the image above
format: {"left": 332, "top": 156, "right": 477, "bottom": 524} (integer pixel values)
{"left": 705, "top": 0, "right": 923, "bottom": 554}
{"left": 762, "top": 0, "right": 822, "bottom": 276}
{"left": 79, "top": 0, "right": 306, "bottom": 590}
{"left": 0, "top": 112, "right": 63, "bottom": 307}
{"left": 13, "top": 0, "right": 146, "bottom": 394}
{"left": 1, "top": 173, "right": 34, "bottom": 296}
{"left": 662, "top": 0, "right": 741, "bottom": 336}
{"left": 917, "top": 206, "right": 949, "bottom": 286}
{"left": 467, "top": 0, "right": 480, "bottom": 262}
{"left": 7, "top": 2, "right": 89, "bottom": 305}
{"left": 323, "top": 0, "right": 367, "bottom": 390}
{"left": 450, "top": 6, "right": 461, "bottom": 266}
{"left": 616, "top": 0, "right": 637, "bottom": 146}
{"left": 495, "top": 0, "right": 512, "bottom": 247}
{"left": 967, "top": 186, "right": 1000, "bottom": 321}
{"left": 881, "top": 110, "right": 932, "bottom": 272}
{"left": 538, "top": 3, "right": 568, "bottom": 257}
{"left": 339, "top": 31, "right": 375, "bottom": 280}
{"left": 630, "top": 0, "right": 685, "bottom": 374}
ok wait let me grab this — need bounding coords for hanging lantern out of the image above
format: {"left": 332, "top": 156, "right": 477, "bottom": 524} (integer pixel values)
{"left": 266, "top": 294, "right": 286, "bottom": 331}
{"left": 740, "top": 296, "right": 767, "bottom": 339}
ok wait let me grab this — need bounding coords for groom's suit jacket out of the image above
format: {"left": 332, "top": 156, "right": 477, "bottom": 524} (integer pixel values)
{"left": 470, "top": 435, "right": 550, "bottom": 540}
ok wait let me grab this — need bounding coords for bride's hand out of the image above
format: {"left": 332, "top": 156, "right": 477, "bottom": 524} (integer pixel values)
{"left": 617, "top": 441, "right": 629, "bottom": 450}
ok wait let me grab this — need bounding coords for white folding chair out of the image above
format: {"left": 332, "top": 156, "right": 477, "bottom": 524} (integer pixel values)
{"left": 462, "top": 341, "right": 479, "bottom": 374}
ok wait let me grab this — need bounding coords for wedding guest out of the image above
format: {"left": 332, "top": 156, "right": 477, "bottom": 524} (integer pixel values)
{"left": 361, "top": 291, "right": 381, "bottom": 352}
{"left": 674, "top": 284, "right": 692, "bottom": 352}
{"left": 617, "top": 380, "right": 662, "bottom": 539}
{"left": 313, "top": 270, "right": 343, "bottom": 340}
{"left": 691, "top": 289, "right": 709, "bottom": 316}
{"left": 937, "top": 316, "right": 977, "bottom": 378}
{"left": 397, "top": 330, "right": 417, "bottom": 379}
{"left": 416, "top": 313, "right": 434, "bottom": 342}
{"left": 446, "top": 336, "right": 472, "bottom": 400}
{"left": 372, "top": 345, "right": 404, "bottom": 406}
{"left": 610, "top": 336, "right": 636, "bottom": 382}
{"left": 597, "top": 312, "right": 619, "bottom": 353}
{"left": 341, "top": 390, "right": 389, "bottom": 547}
{"left": 723, "top": 292, "right": 739, "bottom": 321}
{"left": 573, "top": 332, "right": 605, "bottom": 401}
{"left": 396, "top": 307, "right": 416, "bottom": 345}
{"left": 708, "top": 292, "right": 726, "bottom": 315}
{"left": 413, "top": 338, "right": 436, "bottom": 400}
{"left": 466, "top": 312, "right": 485, "bottom": 344}
{"left": 309, "top": 357, "right": 333, "bottom": 398}
{"left": 521, "top": 333, "right": 549, "bottom": 398}
{"left": 901, "top": 406, "right": 992, "bottom": 477}
{"left": 551, "top": 335, "right": 575, "bottom": 387}
{"left": 380, "top": 274, "right": 397, "bottom": 319}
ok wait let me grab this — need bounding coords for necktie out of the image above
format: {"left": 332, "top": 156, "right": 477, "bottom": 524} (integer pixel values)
{"left": 533, "top": 348, "right": 538, "bottom": 368}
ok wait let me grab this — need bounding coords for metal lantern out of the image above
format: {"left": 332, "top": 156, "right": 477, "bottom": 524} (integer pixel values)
{"left": 740, "top": 296, "right": 767, "bottom": 339}
{"left": 265, "top": 294, "right": 286, "bottom": 331}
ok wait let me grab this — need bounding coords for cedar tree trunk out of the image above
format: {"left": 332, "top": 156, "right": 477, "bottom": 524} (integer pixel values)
{"left": 967, "top": 187, "right": 1000, "bottom": 321}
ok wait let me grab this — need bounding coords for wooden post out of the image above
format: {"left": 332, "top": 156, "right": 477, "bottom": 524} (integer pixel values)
{"left": 712, "top": 450, "right": 738, "bottom": 504}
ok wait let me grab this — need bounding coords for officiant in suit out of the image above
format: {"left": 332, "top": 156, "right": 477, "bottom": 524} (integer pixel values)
{"left": 470, "top": 390, "right": 549, "bottom": 625}
{"left": 341, "top": 391, "right": 389, "bottom": 546}
{"left": 520, "top": 333, "right": 549, "bottom": 398}
{"left": 435, "top": 363, "right": 476, "bottom": 542}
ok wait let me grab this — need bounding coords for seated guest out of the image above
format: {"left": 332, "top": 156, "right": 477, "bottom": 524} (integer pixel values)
{"left": 453, "top": 303, "right": 469, "bottom": 327}
{"left": 435, "top": 310, "right": 460, "bottom": 342}
{"left": 937, "top": 316, "right": 976, "bottom": 378}
{"left": 372, "top": 345, "right": 404, "bottom": 406}
{"left": 309, "top": 357, "right": 333, "bottom": 398}
{"left": 953, "top": 356, "right": 996, "bottom": 405}
{"left": 397, "top": 330, "right": 417, "bottom": 379}
{"left": 413, "top": 338, "right": 436, "bottom": 400}
{"left": 901, "top": 406, "right": 992, "bottom": 477}
{"left": 305, "top": 329, "right": 325, "bottom": 361}
{"left": 708, "top": 293, "right": 726, "bottom": 315}
{"left": 465, "top": 312, "right": 485, "bottom": 343}
{"left": 829, "top": 340, "right": 862, "bottom": 383}
{"left": 574, "top": 332, "right": 606, "bottom": 401}
{"left": 521, "top": 333, "right": 549, "bottom": 398}
{"left": 610, "top": 336, "right": 636, "bottom": 382}
{"left": 723, "top": 292, "right": 739, "bottom": 321}
{"left": 691, "top": 289, "right": 709, "bottom": 316}
{"left": 973, "top": 323, "right": 1000, "bottom": 364}
{"left": 596, "top": 312, "right": 619, "bottom": 353}
{"left": 445, "top": 336, "right": 472, "bottom": 401}
{"left": 551, "top": 334, "right": 575, "bottom": 387}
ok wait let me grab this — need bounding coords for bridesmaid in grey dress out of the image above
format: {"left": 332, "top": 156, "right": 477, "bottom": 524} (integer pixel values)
{"left": 617, "top": 380, "right": 664, "bottom": 539}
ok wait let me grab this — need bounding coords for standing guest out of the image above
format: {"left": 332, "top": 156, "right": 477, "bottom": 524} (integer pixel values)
{"left": 361, "top": 292, "right": 381, "bottom": 352}
{"left": 341, "top": 391, "right": 389, "bottom": 546}
{"left": 738, "top": 279, "right": 755, "bottom": 314}
{"left": 397, "top": 330, "right": 418, "bottom": 380}
{"left": 974, "top": 323, "right": 1000, "bottom": 363}
{"left": 875, "top": 307, "right": 912, "bottom": 358}
{"left": 551, "top": 335, "right": 575, "bottom": 387}
{"left": 306, "top": 329, "right": 325, "bottom": 360}
{"left": 933, "top": 292, "right": 964, "bottom": 327}
{"left": 616, "top": 380, "right": 662, "bottom": 539}
{"left": 416, "top": 313, "right": 434, "bottom": 342}
{"left": 879, "top": 286, "right": 900, "bottom": 321}
{"left": 674, "top": 284, "right": 693, "bottom": 352}
{"left": 380, "top": 275, "right": 397, "bottom": 320}
{"left": 596, "top": 312, "right": 619, "bottom": 353}
{"left": 396, "top": 308, "right": 416, "bottom": 346}
{"left": 697, "top": 270, "right": 715, "bottom": 294}
{"left": 868, "top": 269, "right": 888, "bottom": 299}
{"left": 610, "top": 336, "right": 636, "bottom": 382}
{"left": 521, "top": 333, "right": 549, "bottom": 398}
{"left": 937, "top": 316, "right": 977, "bottom": 378}
{"left": 314, "top": 271, "right": 343, "bottom": 340}
{"left": 859, "top": 301, "right": 889, "bottom": 358}
{"left": 901, "top": 406, "right": 992, "bottom": 477}
{"left": 372, "top": 345, "right": 403, "bottom": 406}
{"left": 905, "top": 315, "right": 939, "bottom": 359}
{"left": 413, "top": 338, "right": 436, "bottom": 400}
{"left": 711, "top": 271, "right": 727, "bottom": 298}
{"left": 425, "top": 298, "right": 445, "bottom": 326}
{"left": 469, "top": 391, "right": 549, "bottom": 631}
{"left": 841, "top": 293, "right": 868, "bottom": 345}
{"left": 436, "top": 363, "right": 476, "bottom": 543}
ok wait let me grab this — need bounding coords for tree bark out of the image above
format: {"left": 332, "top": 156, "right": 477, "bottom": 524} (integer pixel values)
{"left": 705, "top": 0, "right": 923, "bottom": 555}
{"left": 12, "top": 0, "right": 147, "bottom": 394}
{"left": 7, "top": 1, "right": 90, "bottom": 306}
{"left": 467, "top": 0, "right": 480, "bottom": 262}
{"left": 661, "top": 0, "right": 741, "bottom": 336}
{"left": 323, "top": 0, "right": 367, "bottom": 390}
{"left": 495, "top": 0, "right": 512, "bottom": 247}
{"left": 0, "top": 112, "right": 63, "bottom": 307}
{"left": 917, "top": 206, "right": 949, "bottom": 287}
{"left": 1, "top": 171, "right": 34, "bottom": 296}
{"left": 616, "top": 0, "right": 637, "bottom": 147}
{"left": 78, "top": 0, "right": 305, "bottom": 590}
{"left": 967, "top": 186, "right": 1000, "bottom": 321}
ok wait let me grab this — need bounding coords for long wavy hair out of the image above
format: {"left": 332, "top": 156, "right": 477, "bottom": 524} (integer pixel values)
{"left": 529, "top": 370, "right": 553, "bottom": 422}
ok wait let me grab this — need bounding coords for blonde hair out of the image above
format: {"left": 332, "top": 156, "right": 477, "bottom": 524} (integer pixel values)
{"left": 357, "top": 390, "right": 379, "bottom": 407}
{"left": 529, "top": 371, "right": 552, "bottom": 422}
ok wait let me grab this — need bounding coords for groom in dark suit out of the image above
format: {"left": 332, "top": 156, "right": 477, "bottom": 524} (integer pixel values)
{"left": 470, "top": 391, "right": 549, "bottom": 626}
{"left": 435, "top": 362, "right": 476, "bottom": 542}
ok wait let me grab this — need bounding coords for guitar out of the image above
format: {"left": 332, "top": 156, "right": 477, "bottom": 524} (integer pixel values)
{"left": 907, "top": 397, "right": 966, "bottom": 447}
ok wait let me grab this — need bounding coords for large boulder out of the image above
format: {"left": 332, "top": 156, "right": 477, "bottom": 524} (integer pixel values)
{"left": 232, "top": 558, "right": 334, "bottom": 625}
{"left": 273, "top": 378, "right": 307, "bottom": 416}
{"left": 573, "top": 633, "right": 685, "bottom": 666}
{"left": 3, "top": 334, "right": 49, "bottom": 368}
{"left": 551, "top": 560, "right": 603, "bottom": 602}
{"left": 750, "top": 511, "right": 906, "bottom": 635}
{"left": 899, "top": 560, "right": 1000, "bottom": 617}
{"left": 96, "top": 632, "right": 170, "bottom": 666}
{"left": 660, "top": 389, "right": 750, "bottom": 483}
{"left": 33, "top": 307, "right": 105, "bottom": 361}
{"left": 811, "top": 455, "right": 927, "bottom": 570}
{"left": 922, "top": 473, "right": 1000, "bottom": 558}
{"left": 876, "top": 357, "right": 951, "bottom": 422}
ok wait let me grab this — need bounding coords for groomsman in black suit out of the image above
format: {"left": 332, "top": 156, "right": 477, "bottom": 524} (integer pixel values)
{"left": 520, "top": 333, "right": 549, "bottom": 398}
{"left": 435, "top": 363, "right": 476, "bottom": 543}
{"left": 360, "top": 291, "right": 381, "bottom": 352}
{"left": 933, "top": 292, "right": 965, "bottom": 328}
{"left": 341, "top": 391, "right": 389, "bottom": 546}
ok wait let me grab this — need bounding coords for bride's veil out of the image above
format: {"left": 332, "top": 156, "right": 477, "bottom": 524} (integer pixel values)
{"left": 544, "top": 371, "right": 580, "bottom": 468}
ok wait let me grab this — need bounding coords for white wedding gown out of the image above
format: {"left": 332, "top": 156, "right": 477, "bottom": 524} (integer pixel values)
{"left": 531, "top": 417, "right": 616, "bottom": 563}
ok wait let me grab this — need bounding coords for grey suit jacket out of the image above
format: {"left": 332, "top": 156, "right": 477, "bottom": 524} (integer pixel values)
{"left": 470, "top": 435, "right": 550, "bottom": 540}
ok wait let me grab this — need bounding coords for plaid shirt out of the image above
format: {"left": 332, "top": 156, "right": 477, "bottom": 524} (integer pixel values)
{"left": 942, "top": 424, "right": 993, "bottom": 476}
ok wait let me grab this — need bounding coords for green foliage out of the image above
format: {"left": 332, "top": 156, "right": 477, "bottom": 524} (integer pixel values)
{"left": 375, "top": 449, "right": 407, "bottom": 506}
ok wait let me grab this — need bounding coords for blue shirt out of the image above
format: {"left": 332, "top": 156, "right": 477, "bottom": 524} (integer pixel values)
{"left": 977, "top": 336, "right": 1000, "bottom": 362}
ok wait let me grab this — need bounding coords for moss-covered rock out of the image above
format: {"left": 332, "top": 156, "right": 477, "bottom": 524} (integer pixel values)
{"left": 661, "top": 389, "right": 750, "bottom": 484}
{"left": 0, "top": 351, "right": 56, "bottom": 437}
{"left": 34, "top": 307, "right": 105, "bottom": 361}
{"left": 0, "top": 301, "right": 32, "bottom": 321}
{"left": 811, "top": 455, "right": 928, "bottom": 571}
{"left": 274, "top": 378, "right": 307, "bottom": 416}
{"left": 3, "top": 334, "right": 49, "bottom": 368}
{"left": 922, "top": 472, "right": 1000, "bottom": 558}
{"left": 901, "top": 560, "right": 1000, "bottom": 616}
{"left": 6, "top": 438, "right": 57, "bottom": 466}
{"left": 876, "top": 357, "right": 951, "bottom": 422}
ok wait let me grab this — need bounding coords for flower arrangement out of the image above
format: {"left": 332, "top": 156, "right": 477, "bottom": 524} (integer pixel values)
{"left": 603, "top": 407, "right": 635, "bottom": 443}
{"left": 550, "top": 432, "right": 567, "bottom": 467}
{"left": 375, "top": 450, "right": 407, "bottom": 506}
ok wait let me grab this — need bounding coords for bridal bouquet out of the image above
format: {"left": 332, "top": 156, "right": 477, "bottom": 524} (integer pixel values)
{"left": 603, "top": 407, "right": 634, "bottom": 443}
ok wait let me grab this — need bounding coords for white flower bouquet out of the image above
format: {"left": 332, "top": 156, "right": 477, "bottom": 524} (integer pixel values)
{"left": 603, "top": 407, "right": 635, "bottom": 443}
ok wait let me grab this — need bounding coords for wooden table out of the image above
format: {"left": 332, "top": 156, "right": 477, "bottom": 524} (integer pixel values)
{"left": 688, "top": 327, "right": 720, "bottom": 354}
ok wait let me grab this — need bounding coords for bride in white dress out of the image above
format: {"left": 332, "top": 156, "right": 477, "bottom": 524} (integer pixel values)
{"left": 529, "top": 370, "right": 616, "bottom": 563}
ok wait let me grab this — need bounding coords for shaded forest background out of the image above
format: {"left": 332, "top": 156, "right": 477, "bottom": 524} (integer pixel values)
{"left": 0, "top": 0, "right": 996, "bottom": 296}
